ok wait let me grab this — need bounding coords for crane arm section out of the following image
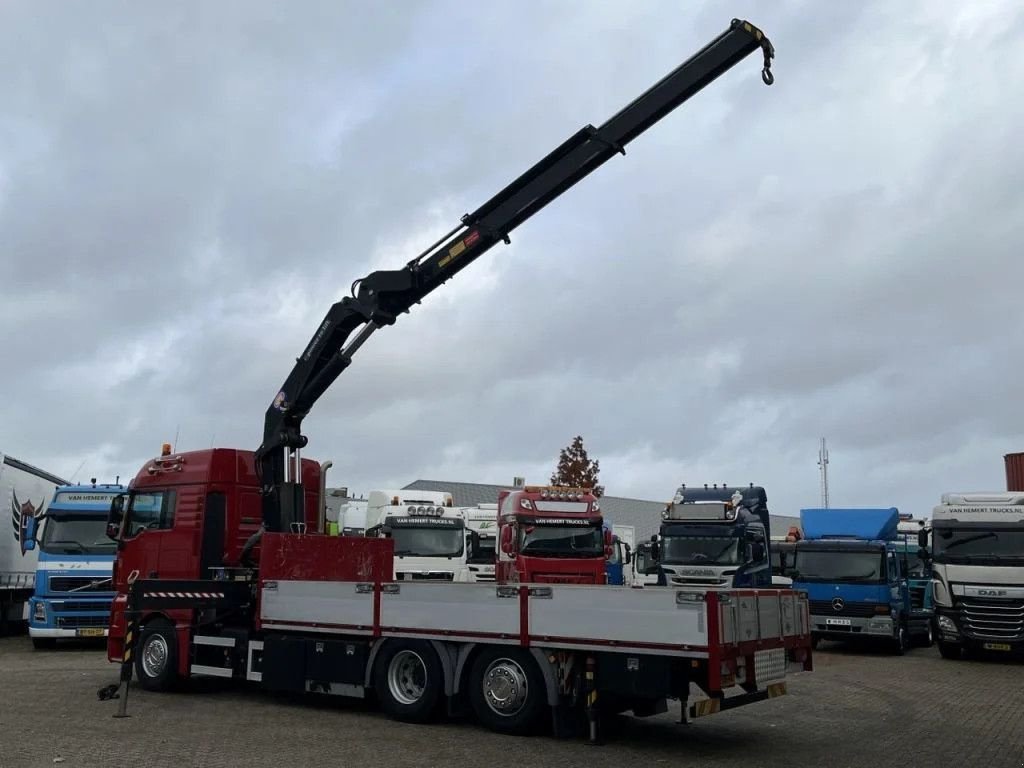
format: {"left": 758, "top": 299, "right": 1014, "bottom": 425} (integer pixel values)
{"left": 257, "top": 19, "right": 775, "bottom": 532}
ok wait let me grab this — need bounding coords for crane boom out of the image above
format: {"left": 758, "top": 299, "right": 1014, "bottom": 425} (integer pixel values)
{"left": 257, "top": 18, "right": 775, "bottom": 533}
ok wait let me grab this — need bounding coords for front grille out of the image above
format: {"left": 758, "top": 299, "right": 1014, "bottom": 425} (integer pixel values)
{"left": 909, "top": 585, "right": 927, "bottom": 610}
{"left": 51, "top": 601, "right": 112, "bottom": 614}
{"left": 47, "top": 576, "right": 112, "bottom": 593}
{"left": 959, "top": 598, "right": 1024, "bottom": 641}
{"left": 533, "top": 573, "right": 595, "bottom": 584}
{"left": 55, "top": 615, "right": 109, "bottom": 628}
{"left": 473, "top": 573, "right": 495, "bottom": 582}
{"left": 809, "top": 601, "right": 883, "bottom": 618}
{"left": 409, "top": 573, "right": 454, "bottom": 581}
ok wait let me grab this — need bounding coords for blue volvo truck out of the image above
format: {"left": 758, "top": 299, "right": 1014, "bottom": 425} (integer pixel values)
{"left": 792, "top": 507, "right": 919, "bottom": 654}
{"left": 649, "top": 485, "right": 772, "bottom": 588}
{"left": 23, "top": 481, "right": 122, "bottom": 649}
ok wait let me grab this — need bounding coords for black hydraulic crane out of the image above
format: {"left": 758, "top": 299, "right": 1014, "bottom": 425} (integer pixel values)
{"left": 256, "top": 18, "right": 775, "bottom": 533}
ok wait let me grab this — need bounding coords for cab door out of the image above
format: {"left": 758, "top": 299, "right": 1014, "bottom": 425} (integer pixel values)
{"left": 117, "top": 489, "right": 178, "bottom": 583}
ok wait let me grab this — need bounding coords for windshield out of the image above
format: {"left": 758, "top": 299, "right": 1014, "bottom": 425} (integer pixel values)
{"left": 793, "top": 549, "right": 885, "bottom": 583}
{"left": 933, "top": 527, "right": 1024, "bottom": 563}
{"left": 468, "top": 534, "right": 495, "bottom": 564}
{"left": 390, "top": 526, "right": 464, "bottom": 558}
{"left": 661, "top": 535, "right": 741, "bottom": 565}
{"left": 41, "top": 514, "right": 116, "bottom": 555}
{"left": 519, "top": 524, "right": 603, "bottom": 557}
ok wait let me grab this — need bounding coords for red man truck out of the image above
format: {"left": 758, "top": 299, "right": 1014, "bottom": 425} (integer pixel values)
{"left": 495, "top": 486, "right": 610, "bottom": 584}
{"left": 100, "top": 18, "right": 804, "bottom": 743}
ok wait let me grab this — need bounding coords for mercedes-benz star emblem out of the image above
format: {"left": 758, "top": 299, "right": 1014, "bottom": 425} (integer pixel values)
{"left": 831, "top": 597, "right": 845, "bottom": 611}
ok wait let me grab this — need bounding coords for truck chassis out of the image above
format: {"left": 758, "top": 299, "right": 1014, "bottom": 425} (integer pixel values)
{"left": 109, "top": 535, "right": 811, "bottom": 740}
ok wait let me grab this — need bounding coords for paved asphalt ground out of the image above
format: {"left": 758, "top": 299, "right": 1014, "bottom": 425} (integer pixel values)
{"left": 0, "top": 636, "right": 1021, "bottom": 768}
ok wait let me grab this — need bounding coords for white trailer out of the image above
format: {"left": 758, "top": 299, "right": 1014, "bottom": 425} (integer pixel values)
{"left": 365, "top": 489, "right": 468, "bottom": 582}
{"left": 0, "top": 453, "right": 66, "bottom": 631}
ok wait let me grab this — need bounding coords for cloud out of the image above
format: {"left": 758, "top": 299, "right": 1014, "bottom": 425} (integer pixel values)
{"left": 2, "top": 1, "right": 1023, "bottom": 521}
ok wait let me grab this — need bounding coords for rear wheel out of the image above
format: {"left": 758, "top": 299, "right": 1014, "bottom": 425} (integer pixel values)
{"left": 468, "top": 647, "right": 547, "bottom": 736}
{"left": 135, "top": 618, "right": 178, "bottom": 692}
{"left": 31, "top": 637, "right": 57, "bottom": 650}
{"left": 372, "top": 640, "right": 444, "bottom": 723}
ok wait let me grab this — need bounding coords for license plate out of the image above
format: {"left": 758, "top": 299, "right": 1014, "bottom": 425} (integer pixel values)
{"left": 983, "top": 642, "right": 1011, "bottom": 652}
{"left": 77, "top": 627, "right": 106, "bottom": 638}
{"left": 826, "top": 618, "right": 851, "bottom": 627}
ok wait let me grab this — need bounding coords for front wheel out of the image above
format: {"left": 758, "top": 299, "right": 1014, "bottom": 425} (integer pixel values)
{"left": 468, "top": 648, "right": 547, "bottom": 736}
{"left": 891, "top": 624, "right": 908, "bottom": 656}
{"left": 938, "top": 641, "right": 962, "bottom": 660}
{"left": 135, "top": 618, "right": 179, "bottom": 692}
{"left": 917, "top": 622, "right": 934, "bottom": 648}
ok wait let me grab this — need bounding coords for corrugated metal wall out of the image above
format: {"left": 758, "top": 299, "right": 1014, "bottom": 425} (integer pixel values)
{"left": 1005, "top": 453, "right": 1024, "bottom": 492}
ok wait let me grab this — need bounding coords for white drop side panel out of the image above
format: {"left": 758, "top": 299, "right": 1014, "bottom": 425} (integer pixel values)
{"left": 260, "top": 580, "right": 375, "bottom": 632}
{"left": 528, "top": 585, "right": 708, "bottom": 651}
{"left": 379, "top": 583, "right": 520, "bottom": 637}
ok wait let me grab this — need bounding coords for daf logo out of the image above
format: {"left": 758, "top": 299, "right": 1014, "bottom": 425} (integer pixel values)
{"left": 978, "top": 589, "right": 1007, "bottom": 597}
{"left": 831, "top": 597, "right": 845, "bottom": 611}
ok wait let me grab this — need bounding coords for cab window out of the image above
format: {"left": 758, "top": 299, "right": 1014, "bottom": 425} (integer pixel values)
{"left": 125, "top": 490, "right": 177, "bottom": 537}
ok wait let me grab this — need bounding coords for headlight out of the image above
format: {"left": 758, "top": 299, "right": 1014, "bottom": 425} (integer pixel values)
{"left": 937, "top": 615, "right": 958, "bottom": 634}
{"left": 33, "top": 601, "right": 46, "bottom": 622}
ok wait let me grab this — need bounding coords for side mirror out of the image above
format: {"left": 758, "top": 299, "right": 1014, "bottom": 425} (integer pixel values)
{"left": 24, "top": 515, "right": 38, "bottom": 551}
{"left": 106, "top": 494, "right": 126, "bottom": 541}
{"left": 500, "top": 525, "right": 515, "bottom": 556}
{"left": 603, "top": 528, "right": 613, "bottom": 558}
{"left": 917, "top": 547, "right": 929, "bottom": 562}
{"left": 380, "top": 525, "right": 393, "bottom": 538}
{"left": 650, "top": 541, "right": 661, "bottom": 562}
{"left": 918, "top": 530, "right": 928, "bottom": 550}
{"left": 623, "top": 543, "right": 633, "bottom": 565}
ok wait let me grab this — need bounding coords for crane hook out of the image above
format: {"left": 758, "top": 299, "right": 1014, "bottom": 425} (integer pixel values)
{"left": 762, "top": 67, "right": 774, "bottom": 86}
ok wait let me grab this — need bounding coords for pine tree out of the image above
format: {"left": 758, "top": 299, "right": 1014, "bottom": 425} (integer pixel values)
{"left": 550, "top": 435, "right": 604, "bottom": 497}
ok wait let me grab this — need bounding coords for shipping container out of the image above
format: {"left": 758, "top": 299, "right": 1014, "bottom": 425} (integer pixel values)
{"left": 1005, "top": 452, "right": 1024, "bottom": 492}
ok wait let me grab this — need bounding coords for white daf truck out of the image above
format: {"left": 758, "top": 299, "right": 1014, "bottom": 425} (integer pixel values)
{"left": 930, "top": 492, "right": 1024, "bottom": 659}
{"left": 365, "top": 489, "right": 468, "bottom": 582}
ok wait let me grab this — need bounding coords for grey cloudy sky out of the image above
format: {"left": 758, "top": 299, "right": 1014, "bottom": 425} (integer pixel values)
{"left": 3, "top": 1, "right": 1022, "bottom": 519}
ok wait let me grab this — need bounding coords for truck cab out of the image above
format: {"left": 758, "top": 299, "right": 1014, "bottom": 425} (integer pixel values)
{"left": 649, "top": 485, "right": 771, "bottom": 588}
{"left": 365, "top": 490, "right": 467, "bottom": 582}
{"left": 604, "top": 523, "right": 634, "bottom": 585}
{"left": 896, "top": 515, "right": 935, "bottom": 646}
{"left": 929, "top": 492, "right": 1024, "bottom": 660}
{"left": 462, "top": 503, "right": 497, "bottom": 583}
{"left": 495, "top": 486, "right": 610, "bottom": 584}
{"left": 792, "top": 507, "right": 916, "bottom": 654}
{"left": 26, "top": 482, "right": 122, "bottom": 648}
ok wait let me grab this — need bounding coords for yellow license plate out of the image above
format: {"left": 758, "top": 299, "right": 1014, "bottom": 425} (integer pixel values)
{"left": 77, "top": 627, "right": 106, "bottom": 637}
{"left": 983, "top": 643, "right": 1011, "bottom": 652}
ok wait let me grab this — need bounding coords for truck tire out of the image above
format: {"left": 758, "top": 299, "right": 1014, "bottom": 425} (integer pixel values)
{"left": 810, "top": 634, "right": 820, "bottom": 650}
{"left": 372, "top": 640, "right": 444, "bottom": 723}
{"left": 31, "top": 637, "right": 57, "bottom": 650}
{"left": 135, "top": 618, "right": 179, "bottom": 692}
{"left": 891, "top": 624, "right": 908, "bottom": 656}
{"left": 938, "top": 641, "right": 962, "bottom": 660}
{"left": 917, "top": 622, "right": 934, "bottom": 648}
{"left": 467, "top": 647, "right": 547, "bottom": 736}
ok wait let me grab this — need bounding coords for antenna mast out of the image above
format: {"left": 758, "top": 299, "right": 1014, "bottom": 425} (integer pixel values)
{"left": 818, "top": 437, "right": 830, "bottom": 508}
